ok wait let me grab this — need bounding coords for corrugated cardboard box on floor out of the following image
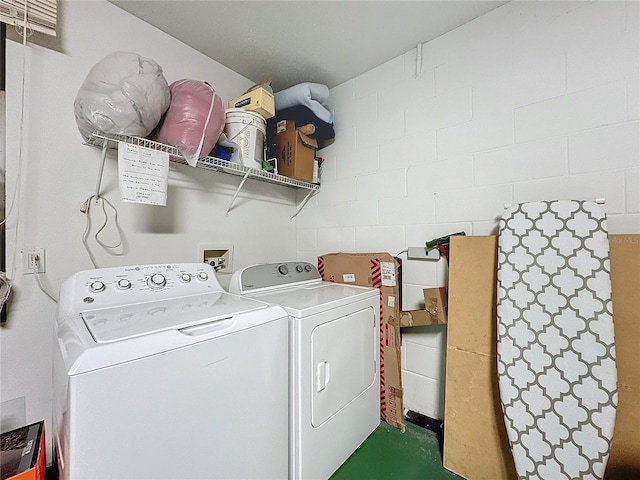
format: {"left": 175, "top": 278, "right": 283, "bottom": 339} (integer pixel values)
{"left": 318, "top": 254, "right": 449, "bottom": 430}
{"left": 443, "top": 235, "right": 640, "bottom": 480}
{"left": 0, "top": 421, "right": 46, "bottom": 480}
{"left": 274, "top": 120, "right": 317, "bottom": 182}
{"left": 318, "top": 252, "right": 405, "bottom": 431}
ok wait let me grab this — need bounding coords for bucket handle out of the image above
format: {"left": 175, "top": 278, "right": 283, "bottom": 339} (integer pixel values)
{"left": 226, "top": 122, "right": 253, "bottom": 144}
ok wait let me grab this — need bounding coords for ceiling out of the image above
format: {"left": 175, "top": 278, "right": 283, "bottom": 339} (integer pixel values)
{"left": 109, "top": 1, "right": 508, "bottom": 92}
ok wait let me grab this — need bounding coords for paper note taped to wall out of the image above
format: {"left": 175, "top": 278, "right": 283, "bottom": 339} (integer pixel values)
{"left": 118, "top": 141, "right": 169, "bottom": 205}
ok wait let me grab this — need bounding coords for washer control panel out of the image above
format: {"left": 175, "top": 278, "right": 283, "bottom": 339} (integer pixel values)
{"left": 229, "top": 262, "right": 321, "bottom": 294}
{"left": 62, "top": 263, "right": 221, "bottom": 311}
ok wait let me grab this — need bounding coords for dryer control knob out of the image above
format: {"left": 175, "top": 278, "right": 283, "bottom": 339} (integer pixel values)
{"left": 296, "top": 265, "right": 304, "bottom": 272}
{"left": 304, "top": 265, "right": 313, "bottom": 272}
{"left": 116, "top": 279, "right": 132, "bottom": 290}
{"left": 148, "top": 273, "right": 166, "bottom": 289}
{"left": 89, "top": 281, "right": 106, "bottom": 293}
{"left": 278, "top": 265, "right": 289, "bottom": 275}
{"left": 179, "top": 273, "right": 192, "bottom": 283}
{"left": 197, "top": 272, "right": 209, "bottom": 281}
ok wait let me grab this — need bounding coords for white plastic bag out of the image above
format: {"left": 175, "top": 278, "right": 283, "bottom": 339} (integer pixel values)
{"left": 74, "top": 51, "right": 171, "bottom": 142}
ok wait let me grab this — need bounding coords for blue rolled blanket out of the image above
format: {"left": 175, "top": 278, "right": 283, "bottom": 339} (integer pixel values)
{"left": 275, "top": 82, "right": 333, "bottom": 124}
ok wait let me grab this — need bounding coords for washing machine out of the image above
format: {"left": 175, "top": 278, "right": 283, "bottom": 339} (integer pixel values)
{"left": 53, "top": 263, "right": 289, "bottom": 480}
{"left": 229, "top": 261, "right": 380, "bottom": 480}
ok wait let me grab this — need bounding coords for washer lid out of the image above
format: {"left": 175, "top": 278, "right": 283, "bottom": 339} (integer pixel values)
{"left": 251, "top": 282, "right": 378, "bottom": 317}
{"left": 81, "top": 291, "right": 267, "bottom": 343}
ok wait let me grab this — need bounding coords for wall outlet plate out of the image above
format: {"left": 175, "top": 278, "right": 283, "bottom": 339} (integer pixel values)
{"left": 199, "top": 245, "right": 233, "bottom": 274}
{"left": 22, "top": 248, "right": 46, "bottom": 274}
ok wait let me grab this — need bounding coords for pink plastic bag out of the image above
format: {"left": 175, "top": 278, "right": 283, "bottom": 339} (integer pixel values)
{"left": 154, "top": 80, "right": 225, "bottom": 166}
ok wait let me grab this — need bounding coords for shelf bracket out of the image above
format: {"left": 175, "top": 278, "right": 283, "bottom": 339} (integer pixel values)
{"left": 93, "top": 140, "right": 109, "bottom": 201}
{"left": 226, "top": 171, "right": 251, "bottom": 215}
{"left": 291, "top": 188, "right": 317, "bottom": 220}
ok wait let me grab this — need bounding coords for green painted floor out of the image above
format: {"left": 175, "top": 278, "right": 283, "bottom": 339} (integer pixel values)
{"left": 330, "top": 421, "right": 463, "bottom": 480}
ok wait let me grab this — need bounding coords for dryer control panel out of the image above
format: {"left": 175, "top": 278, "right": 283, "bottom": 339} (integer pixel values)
{"left": 229, "top": 262, "right": 321, "bottom": 294}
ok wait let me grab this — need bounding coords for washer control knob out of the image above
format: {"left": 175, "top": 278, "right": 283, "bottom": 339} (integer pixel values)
{"left": 180, "top": 273, "right": 192, "bottom": 283}
{"left": 296, "top": 265, "right": 304, "bottom": 272}
{"left": 89, "top": 281, "right": 105, "bottom": 293}
{"left": 304, "top": 264, "right": 313, "bottom": 272}
{"left": 278, "top": 264, "right": 289, "bottom": 276}
{"left": 116, "top": 279, "right": 132, "bottom": 290}
{"left": 148, "top": 273, "right": 166, "bottom": 289}
{"left": 197, "top": 272, "right": 209, "bottom": 281}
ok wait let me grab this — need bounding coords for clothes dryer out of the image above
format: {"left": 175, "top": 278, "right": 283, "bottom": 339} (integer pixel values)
{"left": 229, "top": 261, "right": 380, "bottom": 480}
{"left": 53, "top": 263, "right": 289, "bottom": 480}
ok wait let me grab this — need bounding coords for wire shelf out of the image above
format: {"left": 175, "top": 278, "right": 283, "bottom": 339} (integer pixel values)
{"left": 87, "top": 131, "right": 321, "bottom": 191}
{"left": 86, "top": 131, "right": 319, "bottom": 218}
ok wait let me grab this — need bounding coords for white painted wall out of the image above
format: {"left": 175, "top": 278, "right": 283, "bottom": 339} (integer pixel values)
{"left": 1, "top": 0, "right": 299, "bottom": 461}
{"left": 297, "top": 1, "right": 640, "bottom": 420}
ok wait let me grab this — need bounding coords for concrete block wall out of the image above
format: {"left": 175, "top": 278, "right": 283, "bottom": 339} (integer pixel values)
{"left": 296, "top": 1, "right": 639, "bottom": 419}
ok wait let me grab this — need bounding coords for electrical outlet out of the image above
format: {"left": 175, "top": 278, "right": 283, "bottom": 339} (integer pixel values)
{"left": 23, "top": 248, "right": 46, "bottom": 274}
{"left": 199, "top": 245, "right": 233, "bottom": 274}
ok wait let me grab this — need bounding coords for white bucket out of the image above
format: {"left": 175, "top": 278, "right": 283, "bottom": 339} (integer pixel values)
{"left": 223, "top": 108, "right": 266, "bottom": 169}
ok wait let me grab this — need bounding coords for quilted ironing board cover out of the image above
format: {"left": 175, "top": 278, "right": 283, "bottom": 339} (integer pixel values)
{"left": 497, "top": 200, "right": 617, "bottom": 480}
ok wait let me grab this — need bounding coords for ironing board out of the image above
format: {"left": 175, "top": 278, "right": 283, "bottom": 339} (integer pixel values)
{"left": 497, "top": 200, "right": 617, "bottom": 480}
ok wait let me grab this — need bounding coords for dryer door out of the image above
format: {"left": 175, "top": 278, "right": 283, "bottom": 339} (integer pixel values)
{"left": 311, "top": 306, "right": 376, "bottom": 427}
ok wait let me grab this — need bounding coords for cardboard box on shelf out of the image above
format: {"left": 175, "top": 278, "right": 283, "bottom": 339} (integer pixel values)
{"left": 274, "top": 120, "right": 317, "bottom": 182}
{"left": 228, "top": 85, "right": 275, "bottom": 119}
{"left": 400, "top": 287, "right": 448, "bottom": 327}
{"left": 0, "top": 421, "right": 46, "bottom": 480}
{"left": 443, "top": 235, "right": 640, "bottom": 480}
{"left": 318, "top": 252, "right": 405, "bottom": 431}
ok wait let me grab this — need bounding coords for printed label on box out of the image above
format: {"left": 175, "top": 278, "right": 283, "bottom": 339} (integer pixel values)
{"left": 234, "top": 97, "right": 251, "bottom": 108}
{"left": 380, "top": 262, "right": 397, "bottom": 286}
{"left": 276, "top": 120, "right": 287, "bottom": 133}
{"left": 388, "top": 295, "right": 396, "bottom": 308}
{"left": 342, "top": 273, "right": 356, "bottom": 283}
